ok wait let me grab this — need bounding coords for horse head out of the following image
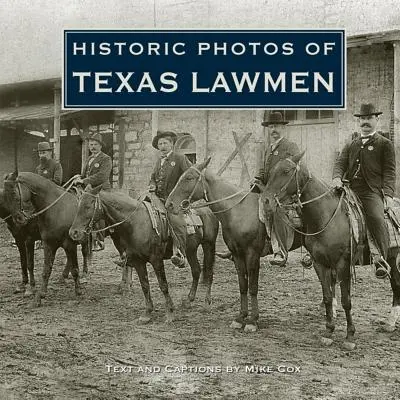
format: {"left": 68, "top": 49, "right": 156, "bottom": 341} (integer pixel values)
{"left": 166, "top": 156, "right": 212, "bottom": 214}
{"left": 3, "top": 172, "right": 34, "bottom": 227}
{"left": 69, "top": 184, "right": 103, "bottom": 242}
{"left": 262, "top": 150, "right": 308, "bottom": 213}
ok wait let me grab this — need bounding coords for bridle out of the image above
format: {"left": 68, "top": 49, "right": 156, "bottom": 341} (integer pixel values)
{"left": 267, "top": 158, "right": 344, "bottom": 237}
{"left": 79, "top": 191, "right": 141, "bottom": 234}
{"left": 179, "top": 166, "right": 254, "bottom": 214}
{"left": 5, "top": 177, "right": 76, "bottom": 222}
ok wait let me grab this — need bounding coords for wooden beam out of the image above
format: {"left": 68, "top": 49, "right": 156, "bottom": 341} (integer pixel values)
{"left": 217, "top": 132, "right": 252, "bottom": 176}
{"left": 53, "top": 83, "right": 61, "bottom": 161}
{"left": 118, "top": 117, "right": 126, "bottom": 189}
{"left": 232, "top": 131, "right": 250, "bottom": 186}
{"left": 393, "top": 41, "right": 400, "bottom": 193}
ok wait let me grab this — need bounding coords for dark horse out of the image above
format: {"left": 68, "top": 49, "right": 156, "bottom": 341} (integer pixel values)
{"left": 261, "top": 151, "right": 400, "bottom": 349}
{"left": 69, "top": 185, "right": 219, "bottom": 323}
{"left": 4, "top": 172, "right": 92, "bottom": 306}
{"left": 165, "top": 157, "right": 302, "bottom": 332}
{"left": 0, "top": 188, "right": 39, "bottom": 296}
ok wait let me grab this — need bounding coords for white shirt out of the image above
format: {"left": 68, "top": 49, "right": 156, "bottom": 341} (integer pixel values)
{"left": 361, "top": 131, "right": 376, "bottom": 144}
{"left": 160, "top": 150, "right": 173, "bottom": 166}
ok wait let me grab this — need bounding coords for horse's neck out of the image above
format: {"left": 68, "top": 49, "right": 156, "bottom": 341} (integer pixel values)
{"left": 21, "top": 175, "right": 62, "bottom": 210}
{"left": 203, "top": 171, "right": 254, "bottom": 220}
{"left": 300, "top": 174, "right": 338, "bottom": 224}
{"left": 100, "top": 192, "right": 139, "bottom": 225}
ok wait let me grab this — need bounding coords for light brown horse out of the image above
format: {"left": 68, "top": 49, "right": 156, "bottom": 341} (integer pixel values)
{"left": 261, "top": 151, "right": 400, "bottom": 349}
{"left": 165, "top": 157, "right": 302, "bottom": 332}
{"left": 3, "top": 172, "right": 92, "bottom": 306}
{"left": 69, "top": 185, "right": 219, "bottom": 323}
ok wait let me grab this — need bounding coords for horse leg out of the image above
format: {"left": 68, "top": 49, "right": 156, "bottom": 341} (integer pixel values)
{"left": 318, "top": 263, "right": 335, "bottom": 343}
{"left": 314, "top": 260, "right": 337, "bottom": 318}
{"left": 34, "top": 242, "right": 56, "bottom": 307}
{"left": 230, "top": 254, "right": 248, "bottom": 329}
{"left": 244, "top": 250, "right": 260, "bottom": 333}
{"left": 386, "top": 255, "right": 400, "bottom": 332}
{"left": 80, "top": 237, "right": 92, "bottom": 283}
{"left": 339, "top": 266, "right": 356, "bottom": 350}
{"left": 15, "top": 238, "right": 28, "bottom": 293}
{"left": 24, "top": 238, "right": 36, "bottom": 296}
{"left": 184, "top": 241, "right": 201, "bottom": 307}
{"left": 132, "top": 261, "right": 154, "bottom": 324}
{"left": 201, "top": 240, "right": 215, "bottom": 307}
{"left": 151, "top": 259, "right": 175, "bottom": 323}
{"left": 65, "top": 243, "right": 82, "bottom": 297}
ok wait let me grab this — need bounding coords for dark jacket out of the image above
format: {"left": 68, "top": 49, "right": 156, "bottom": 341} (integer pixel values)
{"left": 149, "top": 152, "right": 192, "bottom": 201}
{"left": 257, "top": 137, "right": 300, "bottom": 184}
{"left": 332, "top": 133, "right": 396, "bottom": 198}
{"left": 35, "top": 159, "right": 63, "bottom": 185}
{"left": 82, "top": 151, "right": 112, "bottom": 190}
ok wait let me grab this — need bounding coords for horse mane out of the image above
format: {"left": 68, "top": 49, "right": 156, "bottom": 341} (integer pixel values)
{"left": 100, "top": 191, "right": 140, "bottom": 212}
{"left": 18, "top": 172, "right": 66, "bottom": 194}
{"left": 203, "top": 168, "right": 243, "bottom": 192}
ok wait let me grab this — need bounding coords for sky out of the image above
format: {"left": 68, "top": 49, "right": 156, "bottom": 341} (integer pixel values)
{"left": 1, "top": 0, "right": 399, "bottom": 84}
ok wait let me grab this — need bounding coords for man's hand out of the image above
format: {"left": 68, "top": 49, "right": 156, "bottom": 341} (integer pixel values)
{"left": 384, "top": 196, "right": 395, "bottom": 211}
{"left": 148, "top": 184, "right": 156, "bottom": 193}
{"left": 73, "top": 176, "right": 84, "bottom": 185}
{"left": 332, "top": 178, "right": 343, "bottom": 189}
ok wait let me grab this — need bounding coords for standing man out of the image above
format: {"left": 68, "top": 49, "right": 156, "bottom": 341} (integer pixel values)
{"left": 333, "top": 103, "right": 396, "bottom": 279}
{"left": 256, "top": 112, "right": 300, "bottom": 266}
{"left": 149, "top": 131, "right": 192, "bottom": 268}
{"left": 74, "top": 133, "right": 112, "bottom": 250}
{"left": 35, "top": 142, "right": 63, "bottom": 185}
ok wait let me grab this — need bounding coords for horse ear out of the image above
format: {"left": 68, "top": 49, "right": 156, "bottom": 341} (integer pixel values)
{"left": 3, "top": 171, "right": 17, "bottom": 181}
{"left": 197, "top": 156, "right": 212, "bottom": 171}
{"left": 291, "top": 150, "right": 306, "bottom": 165}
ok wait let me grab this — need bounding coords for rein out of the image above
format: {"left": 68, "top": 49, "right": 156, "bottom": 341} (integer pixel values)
{"left": 81, "top": 191, "right": 142, "bottom": 234}
{"left": 270, "top": 157, "right": 343, "bottom": 236}
{"left": 180, "top": 166, "right": 253, "bottom": 214}
{"left": 15, "top": 178, "right": 77, "bottom": 221}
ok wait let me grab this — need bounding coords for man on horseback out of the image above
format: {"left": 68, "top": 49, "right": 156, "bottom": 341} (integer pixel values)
{"left": 74, "top": 133, "right": 112, "bottom": 251}
{"left": 148, "top": 131, "right": 191, "bottom": 268}
{"left": 35, "top": 142, "right": 63, "bottom": 185}
{"left": 255, "top": 112, "right": 300, "bottom": 267}
{"left": 332, "top": 103, "right": 396, "bottom": 279}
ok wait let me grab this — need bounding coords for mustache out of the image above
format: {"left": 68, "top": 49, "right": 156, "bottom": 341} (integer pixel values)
{"left": 361, "top": 123, "right": 371, "bottom": 127}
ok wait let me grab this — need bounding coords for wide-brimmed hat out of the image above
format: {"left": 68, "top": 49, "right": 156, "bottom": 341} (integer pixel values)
{"left": 152, "top": 131, "right": 177, "bottom": 149}
{"left": 261, "top": 112, "right": 289, "bottom": 126}
{"left": 88, "top": 133, "right": 104, "bottom": 147}
{"left": 354, "top": 103, "right": 382, "bottom": 117}
{"left": 35, "top": 142, "right": 53, "bottom": 152}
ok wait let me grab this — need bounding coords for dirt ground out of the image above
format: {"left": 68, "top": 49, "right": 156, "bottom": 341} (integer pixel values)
{"left": 0, "top": 224, "right": 399, "bottom": 400}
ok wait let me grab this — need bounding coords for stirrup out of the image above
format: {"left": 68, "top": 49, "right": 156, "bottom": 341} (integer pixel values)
{"left": 374, "top": 257, "right": 390, "bottom": 279}
{"left": 270, "top": 253, "right": 286, "bottom": 267}
{"left": 171, "top": 252, "right": 187, "bottom": 268}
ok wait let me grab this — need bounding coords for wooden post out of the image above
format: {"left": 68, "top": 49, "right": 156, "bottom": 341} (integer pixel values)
{"left": 205, "top": 110, "right": 209, "bottom": 158}
{"left": 118, "top": 116, "right": 126, "bottom": 189}
{"left": 53, "top": 83, "right": 61, "bottom": 161}
{"left": 81, "top": 114, "right": 89, "bottom": 174}
{"left": 393, "top": 41, "right": 400, "bottom": 193}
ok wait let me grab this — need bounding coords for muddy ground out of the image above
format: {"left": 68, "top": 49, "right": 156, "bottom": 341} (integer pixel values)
{"left": 0, "top": 224, "right": 399, "bottom": 400}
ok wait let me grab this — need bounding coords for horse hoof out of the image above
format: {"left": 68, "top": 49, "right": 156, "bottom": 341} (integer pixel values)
{"left": 181, "top": 298, "right": 192, "bottom": 309}
{"left": 383, "top": 324, "right": 396, "bottom": 333}
{"left": 80, "top": 277, "right": 88, "bottom": 284}
{"left": 244, "top": 324, "right": 258, "bottom": 333}
{"left": 75, "top": 288, "right": 83, "bottom": 297}
{"left": 24, "top": 287, "right": 34, "bottom": 297}
{"left": 230, "top": 320, "right": 244, "bottom": 330}
{"left": 33, "top": 297, "right": 42, "bottom": 307}
{"left": 343, "top": 341, "right": 356, "bottom": 351}
{"left": 320, "top": 337, "right": 333, "bottom": 346}
{"left": 138, "top": 316, "right": 152, "bottom": 324}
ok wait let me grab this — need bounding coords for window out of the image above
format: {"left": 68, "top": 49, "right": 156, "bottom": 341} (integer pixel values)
{"left": 271, "top": 109, "right": 335, "bottom": 124}
{"left": 274, "top": 110, "right": 298, "bottom": 121}
{"left": 306, "top": 110, "right": 333, "bottom": 120}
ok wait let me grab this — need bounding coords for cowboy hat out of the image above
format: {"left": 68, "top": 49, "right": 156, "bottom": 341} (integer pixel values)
{"left": 261, "top": 112, "right": 289, "bottom": 126}
{"left": 152, "top": 131, "right": 177, "bottom": 149}
{"left": 354, "top": 103, "right": 382, "bottom": 117}
{"left": 35, "top": 142, "right": 53, "bottom": 152}
{"left": 88, "top": 133, "right": 104, "bottom": 147}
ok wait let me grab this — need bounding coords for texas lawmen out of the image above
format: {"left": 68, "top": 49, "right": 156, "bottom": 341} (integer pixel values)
{"left": 72, "top": 71, "right": 334, "bottom": 93}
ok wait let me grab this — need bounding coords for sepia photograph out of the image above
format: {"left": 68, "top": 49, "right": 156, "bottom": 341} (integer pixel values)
{"left": 0, "top": 1, "right": 400, "bottom": 399}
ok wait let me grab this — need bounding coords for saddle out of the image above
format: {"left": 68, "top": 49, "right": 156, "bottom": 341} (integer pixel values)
{"left": 343, "top": 186, "right": 400, "bottom": 265}
{"left": 143, "top": 194, "right": 203, "bottom": 240}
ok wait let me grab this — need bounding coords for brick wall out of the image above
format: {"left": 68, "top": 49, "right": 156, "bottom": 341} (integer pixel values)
{"left": 337, "top": 43, "right": 394, "bottom": 148}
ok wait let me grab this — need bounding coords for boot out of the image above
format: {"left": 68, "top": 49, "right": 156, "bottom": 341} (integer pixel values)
{"left": 373, "top": 255, "right": 390, "bottom": 279}
{"left": 270, "top": 252, "right": 287, "bottom": 267}
{"left": 171, "top": 250, "right": 188, "bottom": 268}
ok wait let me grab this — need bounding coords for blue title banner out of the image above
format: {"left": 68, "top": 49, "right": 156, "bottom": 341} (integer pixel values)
{"left": 63, "top": 29, "right": 345, "bottom": 109}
